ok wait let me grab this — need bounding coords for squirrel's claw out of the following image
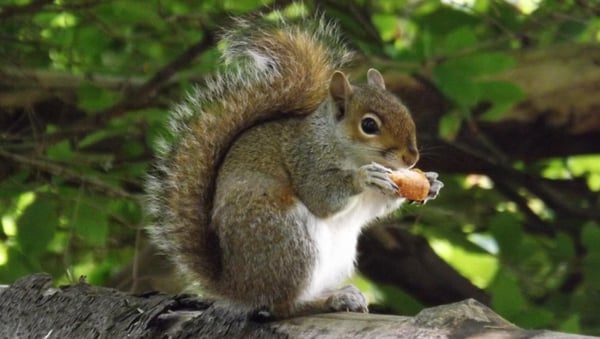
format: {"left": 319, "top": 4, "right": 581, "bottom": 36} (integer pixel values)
{"left": 424, "top": 171, "right": 443, "bottom": 201}
{"left": 358, "top": 163, "right": 398, "bottom": 196}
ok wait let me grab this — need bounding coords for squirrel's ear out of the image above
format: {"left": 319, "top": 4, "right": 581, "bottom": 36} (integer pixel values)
{"left": 367, "top": 68, "right": 386, "bottom": 90}
{"left": 330, "top": 71, "right": 352, "bottom": 117}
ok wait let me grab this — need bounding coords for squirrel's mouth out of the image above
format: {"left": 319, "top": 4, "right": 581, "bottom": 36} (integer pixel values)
{"left": 381, "top": 149, "right": 414, "bottom": 170}
{"left": 376, "top": 158, "right": 410, "bottom": 171}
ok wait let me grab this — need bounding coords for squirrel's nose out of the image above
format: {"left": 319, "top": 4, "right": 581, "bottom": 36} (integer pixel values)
{"left": 402, "top": 144, "right": 419, "bottom": 168}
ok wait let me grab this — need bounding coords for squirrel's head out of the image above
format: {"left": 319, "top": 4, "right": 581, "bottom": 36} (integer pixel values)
{"left": 330, "top": 68, "right": 419, "bottom": 170}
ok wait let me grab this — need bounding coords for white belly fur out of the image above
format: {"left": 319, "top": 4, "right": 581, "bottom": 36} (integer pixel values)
{"left": 295, "top": 191, "right": 404, "bottom": 301}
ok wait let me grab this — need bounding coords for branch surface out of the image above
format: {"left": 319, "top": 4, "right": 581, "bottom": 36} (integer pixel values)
{"left": 0, "top": 274, "right": 593, "bottom": 338}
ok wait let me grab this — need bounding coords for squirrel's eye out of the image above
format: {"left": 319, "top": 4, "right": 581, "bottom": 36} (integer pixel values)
{"left": 360, "top": 115, "right": 381, "bottom": 135}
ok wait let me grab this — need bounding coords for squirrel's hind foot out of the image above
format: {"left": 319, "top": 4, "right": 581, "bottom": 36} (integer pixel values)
{"left": 325, "top": 285, "right": 369, "bottom": 313}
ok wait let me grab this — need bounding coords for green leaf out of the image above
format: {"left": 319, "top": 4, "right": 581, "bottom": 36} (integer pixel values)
{"left": 468, "top": 52, "right": 515, "bottom": 75}
{"left": 415, "top": 6, "right": 479, "bottom": 35}
{"left": 46, "top": 140, "right": 73, "bottom": 161}
{"left": 73, "top": 201, "right": 109, "bottom": 246}
{"left": 77, "top": 129, "right": 115, "bottom": 149}
{"left": 433, "top": 64, "right": 481, "bottom": 107}
{"left": 377, "top": 284, "right": 424, "bottom": 316}
{"left": 515, "top": 308, "right": 554, "bottom": 328}
{"left": 489, "top": 211, "right": 523, "bottom": 260}
{"left": 443, "top": 27, "right": 477, "bottom": 54}
{"left": 76, "top": 27, "right": 111, "bottom": 57}
{"left": 433, "top": 52, "right": 517, "bottom": 107}
{"left": 110, "top": 199, "right": 142, "bottom": 225}
{"left": 559, "top": 314, "right": 580, "bottom": 334}
{"left": 581, "top": 223, "right": 600, "bottom": 283}
{"left": 428, "top": 235, "right": 499, "bottom": 288}
{"left": 442, "top": 53, "right": 515, "bottom": 78}
{"left": 16, "top": 197, "right": 58, "bottom": 257}
{"left": 582, "top": 252, "right": 600, "bottom": 287}
{"left": 438, "top": 111, "right": 463, "bottom": 140}
{"left": 581, "top": 221, "right": 600, "bottom": 253}
{"left": 478, "top": 81, "right": 526, "bottom": 121}
{"left": 490, "top": 270, "right": 526, "bottom": 317}
{"left": 97, "top": 1, "right": 163, "bottom": 26}
{"left": 0, "top": 171, "right": 31, "bottom": 198}
{"left": 0, "top": 248, "right": 33, "bottom": 283}
{"left": 33, "top": 12, "right": 56, "bottom": 26}
{"left": 414, "top": 29, "right": 434, "bottom": 61}
{"left": 77, "top": 82, "right": 119, "bottom": 112}
{"left": 373, "top": 14, "right": 398, "bottom": 42}
{"left": 552, "top": 232, "right": 576, "bottom": 261}
{"left": 123, "top": 141, "right": 144, "bottom": 158}
{"left": 224, "top": 0, "right": 272, "bottom": 13}
{"left": 485, "top": 0, "right": 523, "bottom": 32}
{"left": 556, "top": 19, "right": 588, "bottom": 42}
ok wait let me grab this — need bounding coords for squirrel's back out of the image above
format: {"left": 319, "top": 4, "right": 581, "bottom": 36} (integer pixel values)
{"left": 146, "top": 14, "right": 353, "bottom": 285}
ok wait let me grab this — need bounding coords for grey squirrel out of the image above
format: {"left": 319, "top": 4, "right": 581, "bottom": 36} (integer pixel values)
{"left": 146, "top": 14, "right": 443, "bottom": 318}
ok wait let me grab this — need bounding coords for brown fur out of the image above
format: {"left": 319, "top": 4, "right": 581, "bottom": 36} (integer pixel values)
{"left": 146, "top": 15, "right": 352, "bottom": 288}
{"left": 145, "top": 14, "right": 438, "bottom": 318}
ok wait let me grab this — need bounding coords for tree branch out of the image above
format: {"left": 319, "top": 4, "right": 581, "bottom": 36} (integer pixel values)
{"left": 0, "top": 0, "right": 52, "bottom": 20}
{"left": 0, "top": 274, "right": 592, "bottom": 338}
{"left": 0, "top": 148, "right": 131, "bottom": 199}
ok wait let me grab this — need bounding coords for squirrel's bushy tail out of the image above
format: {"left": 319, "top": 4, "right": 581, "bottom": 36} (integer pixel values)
{"left": 146, "top": 14, "right": 353, "bottom": 285}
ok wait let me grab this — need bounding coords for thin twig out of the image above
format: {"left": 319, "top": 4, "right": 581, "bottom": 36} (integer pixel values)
{"left": 0, "top": 0, "right": 52, "bottom": 20}
{"left": 0, "top": 148, "right": 131, "bottom": 199}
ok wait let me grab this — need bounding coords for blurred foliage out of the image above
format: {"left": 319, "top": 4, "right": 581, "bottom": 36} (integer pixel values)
{"left": 1, "top": 0, "right": 599, "bottom": 335}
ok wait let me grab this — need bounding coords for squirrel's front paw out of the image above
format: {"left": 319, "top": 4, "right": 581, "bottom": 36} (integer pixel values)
{"left": 325, "top": 285, "right": 368, "bottom": 313}
{"left": 358, "top": 163, "right": 398, "bottom": 196}
{"left": 423, "top": 171, "right": 443, "bottom": 201}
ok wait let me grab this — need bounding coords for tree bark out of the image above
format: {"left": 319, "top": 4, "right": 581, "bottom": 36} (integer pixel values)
{"left": 0, "top": 274, "right": 594, "bottom": 339}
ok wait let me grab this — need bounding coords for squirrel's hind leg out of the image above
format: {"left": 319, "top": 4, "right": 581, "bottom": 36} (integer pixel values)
{"left": 212, "top": 179, "right": 318, "bottom": 317}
